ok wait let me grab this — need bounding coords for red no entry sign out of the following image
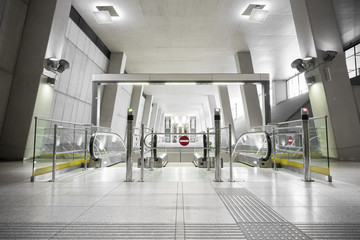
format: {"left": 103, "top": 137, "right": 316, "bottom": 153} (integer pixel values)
{"left": 179, "top": 136, "right": 190, "bottom": 146}
{"left": 288, "top": 136, "right": 293, "bottom": 145}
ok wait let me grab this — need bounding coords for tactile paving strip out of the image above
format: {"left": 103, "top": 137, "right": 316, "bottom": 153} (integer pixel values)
{"left": 0, "top": 224, "right": 176, "bottom": 239}
{"left": 185, "top": 224, "right": 246, "bottom": 240}
{"left": 296, "top": 224, "right": 360, "bottom": 239}
{"left": 238, "top": 223, "right": 311, "bottom": 240}
{"left": 215, "top": 188, "right": 286, "bottom": 222}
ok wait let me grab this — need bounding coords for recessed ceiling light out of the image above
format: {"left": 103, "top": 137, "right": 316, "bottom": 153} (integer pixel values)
{"left": 93, "top": 11, "right": 112, "bottom": 24}
{"left": 96, "top": 6, "right": 119, "bottom": 16}
{"left": 248, "top": 8, "right": 269, "bottom": 24}
{"left": 242, "top": 4, "right": 265, "bottom": 16}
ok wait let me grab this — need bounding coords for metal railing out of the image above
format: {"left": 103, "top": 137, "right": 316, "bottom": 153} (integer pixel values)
{"left": 252, "top": 115, "right": 331, "bottom": 182}
{"left": 31, "top": 117, "right": 110, "bottom": 182}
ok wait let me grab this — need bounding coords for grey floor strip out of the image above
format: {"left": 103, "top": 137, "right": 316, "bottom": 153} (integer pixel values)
{"left": 185, "top": 224, "right": 246, "bottom": 240}
{"left": 296, "top": 224, "right": 360, "bottom": 240}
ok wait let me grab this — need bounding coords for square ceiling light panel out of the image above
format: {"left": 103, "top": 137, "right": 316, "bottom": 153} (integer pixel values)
{"left": 242, "top": 4, "right": 265, "bottom": 16}
{"left": 93, "top": 10, "right": 112, "bottom": 24}
{"left": 96, "top": 6, "right": 119, "bottom": 16}
{"left": 248, "top": 8, "right": 269, "bottom": 23}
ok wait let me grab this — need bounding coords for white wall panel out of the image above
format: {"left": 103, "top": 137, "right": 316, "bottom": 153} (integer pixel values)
{"left": 50, "top": 19, "right": 108, "bottom": 124}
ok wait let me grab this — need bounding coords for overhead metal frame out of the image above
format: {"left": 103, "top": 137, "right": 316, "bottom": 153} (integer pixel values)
{"left": 91, "top": 73, "right": 271, "bottom": 126}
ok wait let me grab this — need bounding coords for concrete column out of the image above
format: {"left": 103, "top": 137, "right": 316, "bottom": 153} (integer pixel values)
{"left": 207, "top": 95, "right": 217, "bottom": 128}
{"left": 99, "top": 52, "right": 127, "bottom": 127}
{"left": 290, "top": 0, "right": 360, "bottom": 160}
{"left": 158, "top": 112, "right": 165, "bottom": 133}
{"left": 154, "top": 107, "right": 162, "bottom": 132}
{"left": 141, "top": 95, "right": 153, "bottom": 128}
{"left": 149, "top": 103, "right": 158, "bottom": 129}
{"left": 241, "top": 84, "right": 263, "bottom": 130}
{"left": 235, "top": 51, "right": 269, "bottom": 125}
{"left": 218, "top": 85, "right": 236, "bottom": 142}
{"left": 129, "top": 85, "right": 144, "bottom": 130}
{"left": 0, "top": 0, "right": 61, "bottom": 160}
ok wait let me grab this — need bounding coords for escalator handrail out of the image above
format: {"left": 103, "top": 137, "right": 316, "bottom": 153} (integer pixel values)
{"left": 89, "top": 132, "right": 126, "bottom": 160}
{"left": 232, "top": 131, "right": 272, "bottom": 161}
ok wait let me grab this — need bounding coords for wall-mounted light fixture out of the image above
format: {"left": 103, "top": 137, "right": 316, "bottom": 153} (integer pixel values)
{"left": 305, "top": 76, "right": 316, "bottom": 85}
{"left": 47, "top": 77, "right": 56, "bottom": 86}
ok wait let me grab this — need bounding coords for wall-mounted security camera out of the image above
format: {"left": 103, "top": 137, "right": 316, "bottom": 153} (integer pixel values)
{"left": 57, "top": 59, "right": 70, "bottom": 73}
{"left": 44, "top": 58, "right": 70, "bottom": 73}
{"left": 291, "top": 57, "right": 316, "bottom": 73}
{"left": 323, "top": 50, "right": 337, "bottom": 62}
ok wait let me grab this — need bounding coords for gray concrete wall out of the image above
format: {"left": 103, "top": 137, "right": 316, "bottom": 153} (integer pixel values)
{"left": 0, "top": 0, "right": 57, "bottom": 160}
{"left": 0, "top": 0, "right": 28, "bottom": 138}
{"left": 353, "top": 86, "right": 360, "bottom": 118}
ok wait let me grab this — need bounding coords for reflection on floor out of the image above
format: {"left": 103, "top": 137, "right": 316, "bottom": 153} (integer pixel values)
{"left": 0, "top": 160, "right": 360, "bottom": 239}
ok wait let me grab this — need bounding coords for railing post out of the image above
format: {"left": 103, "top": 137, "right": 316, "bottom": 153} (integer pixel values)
{"left": 228, "top": 124, "right": 234, "bottom": 182}
{"left": 84, "top": 129, "right": 88, "bottom": 171}
{"left": 140, "top": 124, "right": 145, "bottom": 182}
{"left": 125, "top": 108, "right": 134, "bottom": 182}
{"left": 272, "top": 127, "right": 278, "bottom": 171}
{"left": 51, "top": 124, "right": 57, "bottom": 182}
{"left": 301, "top": 108, "right": 313, "bottom": 182}
{"left": 150, "top": 129, "right": 154, "bottom": 171}
{"left": 207, "top": 128, "right": 210, "bottom": 171}
{"left": 31, "top": 117, "right": 37, "bottom": 182}
{"left": 214, "top": 108, "right": 222, "bottom": 182}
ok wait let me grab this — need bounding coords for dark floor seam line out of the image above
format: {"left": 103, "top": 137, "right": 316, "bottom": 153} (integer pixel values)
{"left": 182, "top": 182, "right": 186, "bottom": 240}
{"left": 175, "top": 182, "right": 178, "bottom": 239}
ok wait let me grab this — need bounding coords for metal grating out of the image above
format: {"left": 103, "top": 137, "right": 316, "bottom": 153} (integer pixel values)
{"left": 215, "top": 188, "right": 286, "bottom": 223}
{"left": 238, "top": 223, "right": 311, "bottom": 240}
{"left": 185, "top": 224, "right": 246, "bottom": 240}
{"left": 296, "top": 224, "right": 360, "bottom": 239}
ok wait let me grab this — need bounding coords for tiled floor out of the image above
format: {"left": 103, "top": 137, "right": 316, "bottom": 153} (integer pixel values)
{"left": 0, "top": 160, "right": 359, "bottom": 239}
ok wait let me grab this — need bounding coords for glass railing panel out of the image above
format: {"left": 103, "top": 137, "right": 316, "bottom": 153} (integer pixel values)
{"left": 32, "top": 118, "right": 110, "bottom": 180}
{"left": 275, "top": 120, "right": 303, "bottom": 165}
{"left": 308, "top": 117, "right": 330, "bottom": 174}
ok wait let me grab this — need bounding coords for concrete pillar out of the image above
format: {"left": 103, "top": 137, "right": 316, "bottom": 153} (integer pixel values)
{"left": 218, "top": 85, "right": 236, "bottom": 142}
{"left": 99, "top": 52, "right": 127, "bottom": 127}
{"left": 129, "top": 85, "right": 144, "bottom": 130}
{"left": 235, "top": 51, "right": 269, "bottom": 125}
{"left": 290, "top": 0, "right": 360, "bottom": 160}
{"left": 149, "top": 103, "right": 158, "bottom": 129}
{"left": 142, "top": 95, "right": 153, "bottom": 128}
{"left": 241, "top": 84, "right": 263, "bottom": 130}
{"left": 154, "top": 107, "right": 162, "bottom": 132}
{"left": 0, "top": 0, "right": 62, "bottom": 160}
{"left": 207, "top": 95, "right": 217, "bottom": 128}
{"left": 235, "top": 52, "right": 254, "bottom": 74}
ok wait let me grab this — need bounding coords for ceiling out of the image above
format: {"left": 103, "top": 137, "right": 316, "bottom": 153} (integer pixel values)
{"left": 72, "top": 0, "right": 360, "bottom": 80}
{"left": 72, "top": 0, "right": 301, "bottom": 80}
